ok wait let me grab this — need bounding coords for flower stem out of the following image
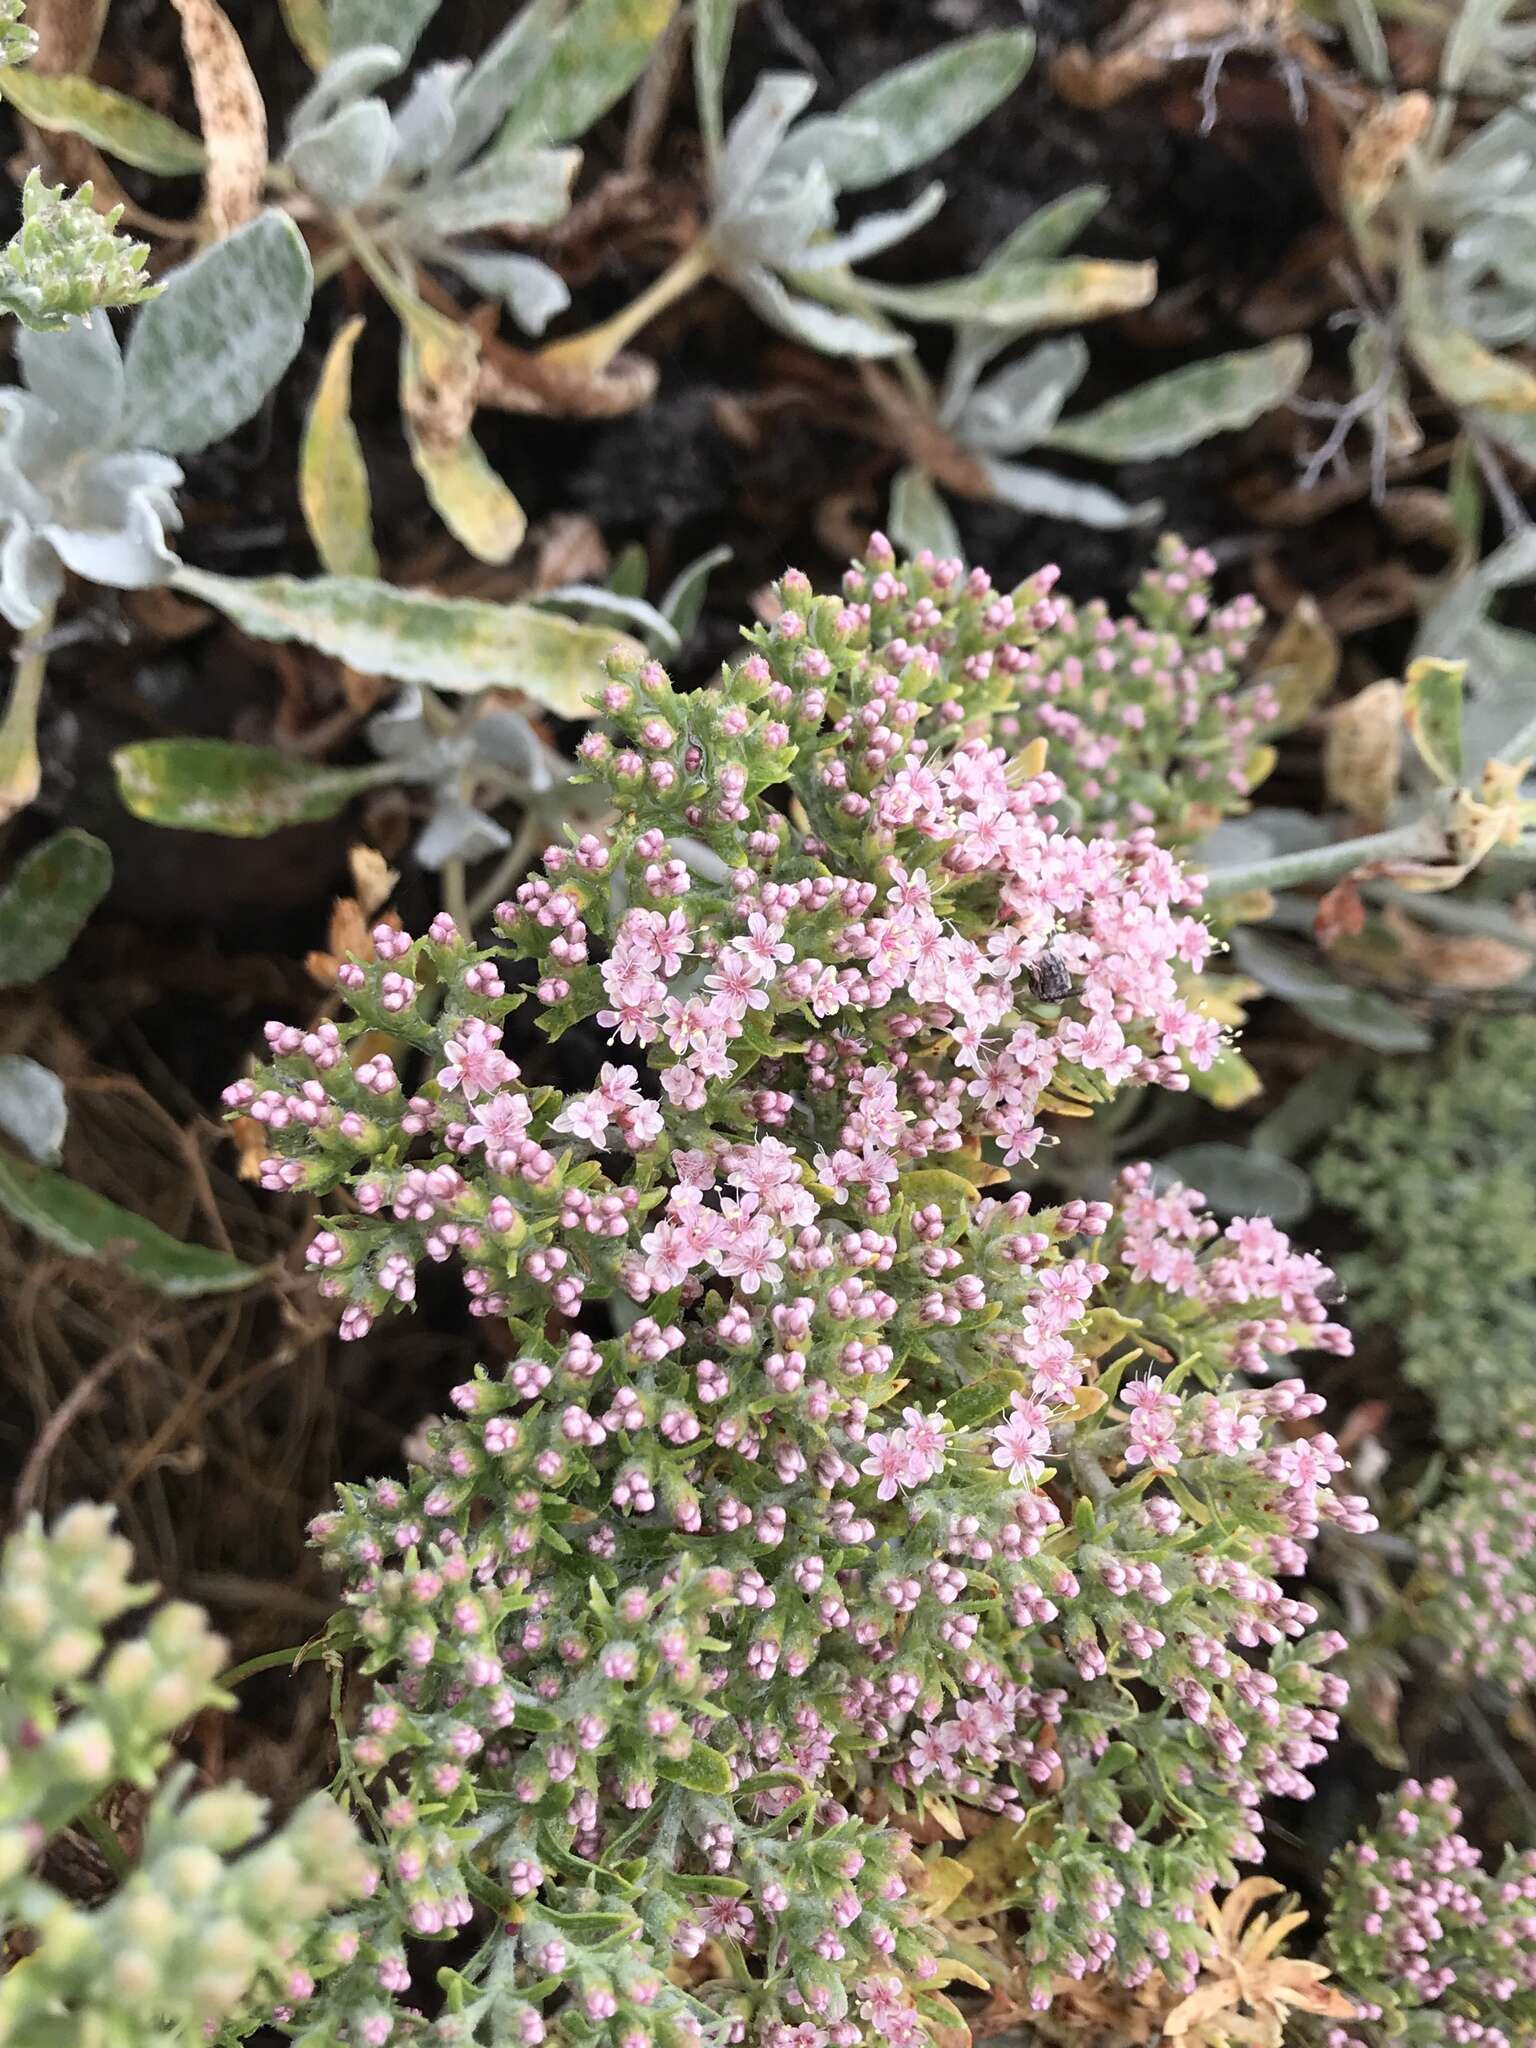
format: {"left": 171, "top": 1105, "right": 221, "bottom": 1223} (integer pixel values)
{"left": 539, "top": 239, "right": 714, "bottom": 375}
{"left": 1200, "top": 819, "right": 1439, "bottom": 900}
{"left": 0, "top": 602, "right": 57, "bottom": 825}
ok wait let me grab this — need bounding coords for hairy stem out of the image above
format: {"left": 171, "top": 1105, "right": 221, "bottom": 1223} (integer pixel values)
{"left": 0, "top": 601, "right": 57, "bottom": 824}
{"left": 539, "top": 239, "right": 714, "bottom": 374}
{"left": 1200, "top": 818, "right": 1440, "bottom": 899}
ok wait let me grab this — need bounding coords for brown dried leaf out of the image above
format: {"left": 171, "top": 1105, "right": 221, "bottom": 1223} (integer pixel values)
{"left": 1374, "top": 905, "right": 1532, "bottom": 990}
{"left": 1341, "top": 91, "right": 1431, "bottom": 222}
{"left": 1323, "top": 678, "right": 1403, "bottom": 828}
{"left": 1249, "top": 595, "right": 1339, "bottom": 731}
{"left": 349, "top": 846, "right": 398, "bottom": 918}
{"left": 30, "top": 0, "right": 108, "bottom": 73}
{"left": 476, "top": 336, "right": 659, "bottom": 419}
{"left": 1315, "top": 876, "right": 1367, "bottom": 948}
{"left": 171, "top": 0, "right": 268, "bottom": 238}
{"left": 1053, "top": 0, "right": 1296, "bottom": 108}
{"left": 528, "top": 513, "right": 610, "bottom": 592}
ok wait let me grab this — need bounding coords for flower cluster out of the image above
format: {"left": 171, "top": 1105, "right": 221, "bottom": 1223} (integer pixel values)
{"left": 1417, "top": 1400, "right": 1536, "bottom": 1693}
{"left": 1321, "top": 1778, "right": 1536, "bottom": 2048}
{"left": 233, "top": 543, "right": 1370, "bottom": 2048}
{"left": 1314, "top": 1015, "right": 1536, "bottom": 1446}
{"left": 0, "top": 1506, "right": 368, "bottom": 2048}
{"left": 988, "top": 536, "right": 1272, "bottom": 843}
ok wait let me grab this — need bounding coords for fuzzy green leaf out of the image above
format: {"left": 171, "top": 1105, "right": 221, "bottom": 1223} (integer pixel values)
{"left": 498, "top": 0, "right": 680, "bottom": 150}
{"left": 888, "top": 465, "right": 961, "bottom": 560}
{"left": 112, "top": 740, "right": 397, "bottom": 837}
{"left": 658, "top": 1742, "right": 734, "bottom": 1796}
{"left": 0, "top": 68, "right": 205, "bottom": 174}
{"left": 0, "top": 1150, "right": 258, "bottom": 1296}
{"left": 858, "top": 257, "right": 1155, "bottom": 330}
{"left": 174, "top": 567, "right": 640, "bottom": 712}
{"left": 0, "top": 829, "right": 112, "bottom": 988}
{"left": 1046, "top": 341, "right": 1311, "bottom": 462}
{"left": 773, "top": 31, "right": 1033, "bottom": 193}
{"left": 122, "top": 210, "right": 313, "bottom": 456}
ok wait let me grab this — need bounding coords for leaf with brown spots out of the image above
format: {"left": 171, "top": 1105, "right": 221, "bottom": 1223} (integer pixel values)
{"left": 171, "top": 0, "right": 267, "bottom": 237}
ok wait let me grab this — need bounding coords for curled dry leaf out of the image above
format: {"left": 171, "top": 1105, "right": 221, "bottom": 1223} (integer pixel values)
{"left": 1323, "top": 678, "right": 1403, "bottom": 830}
{"left": 1374, "top": 904, "right": 1533, "bottom": 991}
{"left": 171, "top": 0, "right": 267, "bottom": 237}
{"left": 1053, "top": 0, "right": 1299, "bottom": 109}
{"left": 1340, "top": 90, "right": 1431, "bottom": 223}
{"left": 475, "top": 334, "right": 659, "bottom": 419}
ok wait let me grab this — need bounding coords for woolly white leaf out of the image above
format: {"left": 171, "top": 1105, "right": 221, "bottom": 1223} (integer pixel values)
{"left": 286, "top": 96, "right": 395, "bottom": 207}
{"left": 121, "top": 210, "right": 313, "bottom": 456}
{"left": 982, "top": 456, "right": 1157, "bottom": 530}
{"left": 771, "top": 31, "right": 1032, "bottom": 193}
{"left": 0, "top": 1054, "right": 67, "bottom": 1167}
{"left": 735, "top": 265, "right": 909, "bottom": 358}
{"left": 956, "top": 337, "right": 1089, "bottom": 453}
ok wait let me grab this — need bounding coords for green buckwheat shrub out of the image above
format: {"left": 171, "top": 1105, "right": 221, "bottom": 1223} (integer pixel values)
{"left": 1321, "top": 1778, "right": 1536, "bottom": 2048}
{"left": 0, "top": 1505, "right": 368, "bottom": 2048}
{"left": 985, "top": 535, "right": 1272, "bottom": 845}
{"left": 231, "top": 538, "right": 1369, "bottom": 2045}
{"left": 1313, "top": 1014, "right": 1536, "bottom": 1447}
{"left": 1416, "top": 1397, "right": 1536, "bottom": 1695}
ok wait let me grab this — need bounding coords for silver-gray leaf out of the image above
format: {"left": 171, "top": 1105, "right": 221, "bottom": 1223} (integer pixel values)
{"left": 287, "top": 97, "right": 396, "bottom": 209}
{"left": 717, "top": 71, "right": 816, "bottom": 213}
{"left": 121, "top": 212, "right": 313, "bottom": 457}
{"left": 0, "top": 1054, "right": 68, "bottom": 1166}
{"left": 735, "top": 266, "right": 909, "bottom": 359}
{"left": 416, "top": 794, "right": 513, "bottom": 868}
{"left": 954, "top": 337, "right": 1089, "bottom": 452}
{"left": 408, "top": 146, "right": 579, "bottom": 236}
{"left": 982, "top": 456, "right": 1157, "bottom": 530}
{"left": 17, "top": 314, "right": 124, "bottom": 445}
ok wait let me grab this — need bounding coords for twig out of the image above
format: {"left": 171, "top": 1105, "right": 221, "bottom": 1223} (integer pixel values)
{"left": 12, "top": 1331, "right": 153, "bottom": 1525}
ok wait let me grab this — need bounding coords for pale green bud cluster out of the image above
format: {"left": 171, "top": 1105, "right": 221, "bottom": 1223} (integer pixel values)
{"left": 0, "top": 172, "right": 158, "bottom": 333}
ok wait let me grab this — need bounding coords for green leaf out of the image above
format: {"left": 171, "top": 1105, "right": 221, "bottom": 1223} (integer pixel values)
{"left": 858, "top": 257, "right": 1155, "bottom": 330}
{"left": 1046, "top": 341, "right": 1310, "bottom": 462}
{"left": 0, "top": 829, "right": 112, "bottom": 988}
{"left": 407, "top": 147, "right": 580, "bottom": 237}
{"left": 122, "top": 210, "right": 313, "bottom": 456}
{"left": 0, "top": 1150, "right": 258, "bottom": 1296}
{"left": 112, "top": 740, "right": 396, "bottom": 836}
{"left": 0, "top": 69, "right": 205, "bottom": 174}
{"left": 889, "top": 465, "right": 962, "bottom": 560}
{"left": 773, "top": 31, "right": 1033, "bottom": 193}
{"left": 736, "top": 265, "right": 910, "bottom": 358}
{"left": 498, "top": 0, "right": 680, "bottom": 150}
{"left": 658, "top": 1743, "right": 734, "bottom": 1796}
{"left": 174, "top": 567, "right": 641, "bottom": 713}
{"left": 987, "top": 185, "right": 1108, "bottom": 266}
{"left": 944, "top": 1366, "right": 1028, "bottom": 1433}
{"left": 1154, "top": 1145, "right": 1313, "bottom": 1226}
{"left": 328, "top": 0, "right": 437, "bottom": 64}
{"left": 1230, "top": 929, "right": 1434, "bottom": 1054}
{"left": 957, "top": 336, "right": 1088, "bottom": 454}
{"left": 693, "top": 0, "right": 736, "bottom": 161}
{"left": 278, "top": 0, "right": 330, "bottom": 67}
{"left": 1403, "top": 656, "right": 1466, "bottom": 787}
{"left": 659, "top": 544, "right": 731, "bottom": 639}
{"left": 300, "top": 316, "right": 379, "bottom": 579}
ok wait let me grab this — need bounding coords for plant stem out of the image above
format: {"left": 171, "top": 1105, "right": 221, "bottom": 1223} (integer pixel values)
{"left": 1200, "top": 818, "right": 1439, "bottom": 900}
{"left": 465, "top": 809, "right": 548, "bottom": 930}
{"left": 0, "top": 601, "right": 57, "bottom": 824}
{"left": 539, "top": 240, "right": 714, "bottom": 375}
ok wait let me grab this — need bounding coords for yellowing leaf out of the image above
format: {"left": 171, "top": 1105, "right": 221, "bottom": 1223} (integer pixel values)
{"left": 301, "top": 316, "right": 379, "bottom": 578}
{"left": 1247, "top": 595, "right": 1340, "bottom": 732}
{"left": 1410, "top": 321, "right": 1536, "bottom": 413}
{"left": 400, "top": 322, "right": 527, "bottom": 566}
{"left": 1402, "top": 656, "right": 1466, "bottom": 787}
{"left": 172, "top": 0, "right": 267, "bottom": 237}
{"left": 916, "top": 1857, "right": 974, "bottom": 1918}
{"left": 0, "top": 68, "right": 206, "bottom": 174}
{"left": 1323, "top": 678, "right": 1403, "bottom": 829}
